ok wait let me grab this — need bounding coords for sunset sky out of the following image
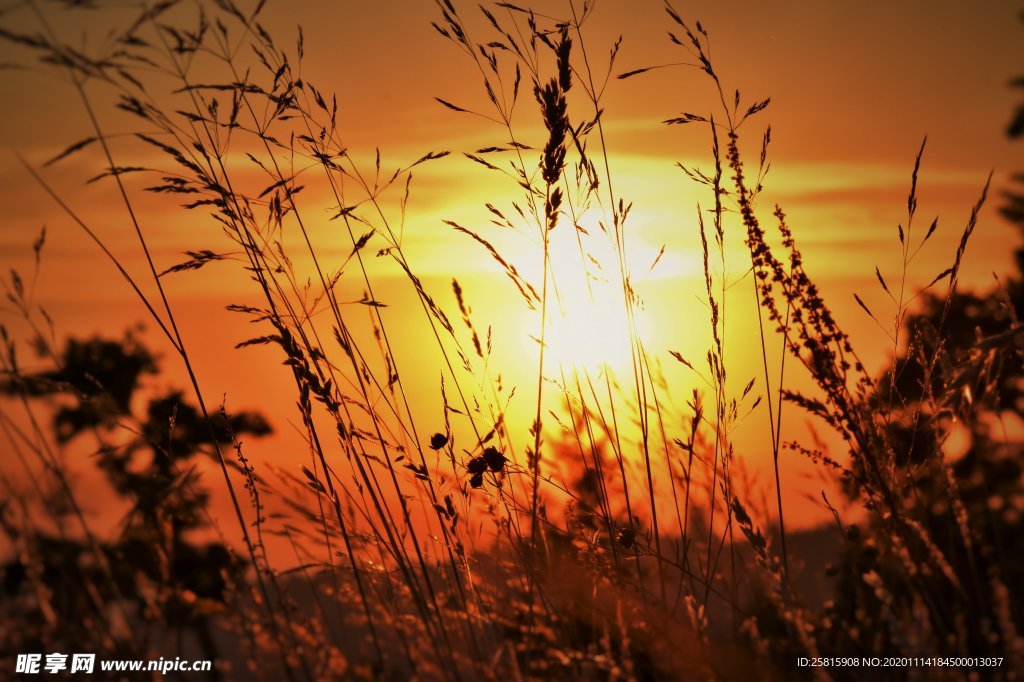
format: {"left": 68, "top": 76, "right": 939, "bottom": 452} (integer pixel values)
{"left": 1, "top": 0, "right": 1021, "bottom": 532}
{"left": 2, "top": 1, "right": 1019, "bottom": 299}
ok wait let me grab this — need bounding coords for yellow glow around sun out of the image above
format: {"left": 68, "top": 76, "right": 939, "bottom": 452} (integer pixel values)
{"left": 545, "top": 278, "right": 647, "bottom": 375}
{"left": 517, "top": 213, "right": 658, "bottom": 376}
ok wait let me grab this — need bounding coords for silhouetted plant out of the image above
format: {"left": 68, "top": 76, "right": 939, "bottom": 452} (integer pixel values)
{"left": 1, "top": 331, "right": 271, "bottom": 669}
{"left": 0, "top": 0, "right": 1020, "bottom": 679}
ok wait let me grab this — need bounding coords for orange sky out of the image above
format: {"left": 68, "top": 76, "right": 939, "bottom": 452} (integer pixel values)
{"left": 0, "top": 0, "right": 1022, "bottom": 536}
{"left": 2, "top": 1, "right": 1020, "bottom": 284}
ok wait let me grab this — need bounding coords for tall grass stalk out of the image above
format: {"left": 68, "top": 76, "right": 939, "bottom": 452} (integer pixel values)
{"left": 1, "top": 0, "right": 1019, "bottom": 679}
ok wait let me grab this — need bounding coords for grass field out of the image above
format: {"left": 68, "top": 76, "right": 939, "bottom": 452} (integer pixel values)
{"left": 1, "top": 1, "right": 1022, "bottom": 679}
